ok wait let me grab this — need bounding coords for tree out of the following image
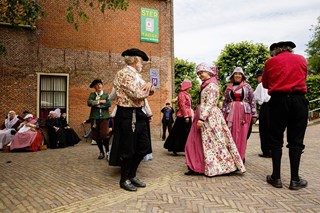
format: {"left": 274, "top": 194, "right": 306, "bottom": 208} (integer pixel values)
{"left": 66, "top": 0, "right": 129, "bottom": 31}
{"left": 174, "top": 58, "right": 200, "bottom": 108}
{"left": 305, "top": 16, "right": 320, "bottom": 75}
{"left": 0, "top": 0, "right": 45, "bottom": 29}
{"left": 0, "top": 0, "right": 129, "bottom": 30}
{"left": 0, "top": 0, "right": 129, "bottom": 55}
{"left": 214, "top": 41, "right": 270, "bottom": 91}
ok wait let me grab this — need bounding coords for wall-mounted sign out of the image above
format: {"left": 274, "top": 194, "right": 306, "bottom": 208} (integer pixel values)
{"left": 150, "top": 68, "right": 160, "bottom": 88}
{"left": 141, "top": 8, "right": 159, "bottom": 43}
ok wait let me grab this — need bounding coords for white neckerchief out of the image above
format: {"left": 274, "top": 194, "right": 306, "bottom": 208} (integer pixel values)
{"left": 95, "top": 90, "right": 104, "bottom": 100}
{"left": 4, "top": 115, "right": 19, "bottom": 129}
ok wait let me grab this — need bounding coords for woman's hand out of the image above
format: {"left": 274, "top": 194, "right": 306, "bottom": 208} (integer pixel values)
{"left": 252, "top": 117, "right": 257, "bottom": 123}
{"left": 185, "top": 117, "right": 190, "bottom": 123}
{"left": 197, "top": 120, "right": 204, "bottom": 129}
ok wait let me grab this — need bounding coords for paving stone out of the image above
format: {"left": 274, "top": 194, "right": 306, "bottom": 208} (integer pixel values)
{"left": 1, "top": 122, "right": 320, "bottom": 212}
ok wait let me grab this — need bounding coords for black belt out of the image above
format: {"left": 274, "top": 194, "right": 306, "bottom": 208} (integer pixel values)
{"left": 271, "top": 91, "right": 305, "bottom": 96}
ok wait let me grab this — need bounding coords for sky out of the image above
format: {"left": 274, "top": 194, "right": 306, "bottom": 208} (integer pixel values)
{"left": 173, "top": 0, "right": 320, "bottom": 65}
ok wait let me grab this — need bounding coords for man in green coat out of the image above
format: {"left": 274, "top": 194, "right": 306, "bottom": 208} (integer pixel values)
{"left": 87, "top": 79, "right": 111, "bottom": 159}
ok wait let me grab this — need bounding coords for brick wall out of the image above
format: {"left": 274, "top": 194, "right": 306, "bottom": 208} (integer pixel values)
{"left": 0, "top": 0, "right": 174, "bottom": 139}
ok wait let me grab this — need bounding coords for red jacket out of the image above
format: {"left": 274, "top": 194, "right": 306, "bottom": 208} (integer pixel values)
{"left": 262, "top": 52, "right": 307, "bottom": 95}
{"left": 176, "top": 90, "right": 193, "bottom": 118}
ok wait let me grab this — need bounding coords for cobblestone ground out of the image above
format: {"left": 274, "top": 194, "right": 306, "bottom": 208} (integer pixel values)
{"left": 1, "top": 122, "right": 319, "bottom": 213}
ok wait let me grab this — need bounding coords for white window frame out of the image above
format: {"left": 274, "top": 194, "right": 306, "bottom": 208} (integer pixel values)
{"left": 37, "top": 73, "right": 69, "bottom": 119}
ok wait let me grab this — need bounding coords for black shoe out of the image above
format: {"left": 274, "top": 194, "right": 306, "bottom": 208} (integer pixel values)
{"left": 259, "top": 154, "right": 272, "bottom": 158}
{"left": 120, "top": 180, "right": 137, "bottom": 191}
{"left": 289, "top": 178, "right": 308, "bottom": 190}
{"left": 266, "top": 175, "right": 283, "bottom": 188}
{"left": 130, "top": 177, "right": 146, "bottom": 188}
{"left": 184, "top": 170, "right": 202, "bottom": 176}
{"left": 173, "top": 152, "right": 178, "bottom": 156}
{"left": 98, "top": 152, "right": 105, "bottom": 159}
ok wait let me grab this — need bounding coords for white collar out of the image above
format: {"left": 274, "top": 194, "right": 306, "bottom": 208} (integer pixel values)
{"left": 95, "top": 90, "right": 104, "bottom": 96}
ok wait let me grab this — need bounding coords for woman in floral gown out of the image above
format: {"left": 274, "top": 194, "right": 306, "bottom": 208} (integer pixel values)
{"left": 185, "top": 63, "right": 245, "bottom": 177}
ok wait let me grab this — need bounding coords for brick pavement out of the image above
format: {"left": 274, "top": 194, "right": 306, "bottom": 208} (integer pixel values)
{"left": 1, "top": 122, "right": 319, "bottom": 213}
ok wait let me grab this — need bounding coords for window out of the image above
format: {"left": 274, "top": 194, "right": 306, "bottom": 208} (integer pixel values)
{"left": 38, "top": 75, "right": 68, "bottom": 119}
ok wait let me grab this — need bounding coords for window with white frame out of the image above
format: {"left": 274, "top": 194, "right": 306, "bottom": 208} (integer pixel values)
{"left": 39, "top": 75, "right": 68, "bottom": 119}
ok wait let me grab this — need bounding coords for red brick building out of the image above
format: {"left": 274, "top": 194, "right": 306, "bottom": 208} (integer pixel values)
{"left": 0, "top": 0, "right": 174, "bottom": 138}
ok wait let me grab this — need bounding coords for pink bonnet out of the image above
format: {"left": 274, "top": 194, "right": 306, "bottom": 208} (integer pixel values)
{"left": 180, "top": 79, "right": 192, "bottom": 91}
{"left": 196, "top": 63, "right": 218, "bottom": 77}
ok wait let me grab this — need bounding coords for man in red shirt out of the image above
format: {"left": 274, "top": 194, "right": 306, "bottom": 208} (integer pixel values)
{"left": 262, "top": 41, "right": 308, "bottom": 190}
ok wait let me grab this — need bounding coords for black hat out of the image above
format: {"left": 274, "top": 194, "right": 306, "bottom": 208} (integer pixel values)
{"left": 269, "top": 43, "right": 278, "bottom": 51}
{"left": 89, "top": 79, "right": 103, "bottom": 88}
{"left": 276, "top": 41, "right": 296, "bottom": 49}
{"left": 121, "top": 48, "right": 149, "bottom": 61}
{"left": 255, "top": 69, "right": 263, "bottom": 77}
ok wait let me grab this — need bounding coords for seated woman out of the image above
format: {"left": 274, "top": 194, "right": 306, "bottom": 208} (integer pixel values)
{"left": 46, "top": 110, "right": 67, "bottom": 148}
{"left": 59, "top": 113, "right": 81, "bottom": 146}
{"left": 0, "top": 111, "right": 21, "bottom": 149}
{"left": 10, "top": 114, "right": 42, "bottom": 151}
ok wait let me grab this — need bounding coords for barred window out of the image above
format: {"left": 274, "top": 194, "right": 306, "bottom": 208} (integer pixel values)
{"left": 39, "top": 75, "right": 68, "bottom": 119}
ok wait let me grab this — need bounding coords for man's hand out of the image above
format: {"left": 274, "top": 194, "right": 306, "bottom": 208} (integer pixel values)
{"left": 142, "top": 82, "right": 153, "bottom": 95}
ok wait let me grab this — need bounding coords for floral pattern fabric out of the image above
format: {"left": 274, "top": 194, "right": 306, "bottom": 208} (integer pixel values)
{"left": 113, "top": 66, "right": 150, "bottom": 107}
{"left": 185, "top": 81, "right": 245, "bottom": 176}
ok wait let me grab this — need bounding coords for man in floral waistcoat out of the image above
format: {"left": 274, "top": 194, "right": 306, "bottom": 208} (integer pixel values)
{"left": 109, "top": 48, "right": 154, "bottom": 192}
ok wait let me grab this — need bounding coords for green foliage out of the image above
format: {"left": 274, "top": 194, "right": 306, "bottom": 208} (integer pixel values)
{"left": 0, "top": 0, "right": 45, "bottom": 29}
{"left": 66, "top": 0, "right": 129, "bottom": 31}
{"left": 0, "top": 0, "right": 128, "bottom": 32}
{"left": 214, "top": 41, "right": 270, "bottom": 91}
{"left": 174, "top": 58, "right": 200, "bottom": 108}
{"left": 305, "top": 16, "right": 320, "bottom": 75}
{"left": 306, "top": 75, "right": 320, "bottom": 111}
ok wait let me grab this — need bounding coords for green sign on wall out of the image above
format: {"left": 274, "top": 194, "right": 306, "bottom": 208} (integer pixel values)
{"left": 140, "top": 8, "right": 159, "bottom": 43}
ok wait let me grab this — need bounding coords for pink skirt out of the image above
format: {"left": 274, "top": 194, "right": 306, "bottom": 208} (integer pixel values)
{"left": 185, "top": 107, "right": 205, "bottom": 173}
{"left": 225, "top": 102, "right": 252, "bottom": 160}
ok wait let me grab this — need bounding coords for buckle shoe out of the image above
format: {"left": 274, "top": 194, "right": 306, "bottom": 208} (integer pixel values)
{"left": 289, "top": 178, "right": 308, "bottom": 190}
{"left": 258, "top": 154, "right": 272, "bottom": 158}
{"left": 98, "top": 152, "right": 105, "bottom": 159}
{"left": 266, "top": 175, "right": 283, "bottom": 188}
{"left": 130, "top": 177, "right": 146, "bottom": 188}
{"left": 120, "top": 180, "right": 137, "bottom": 191}
{"left": 184, "top": 170, "right": 202, "bottom": 176}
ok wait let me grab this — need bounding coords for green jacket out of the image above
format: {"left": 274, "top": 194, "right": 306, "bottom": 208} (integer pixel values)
{"left": 87, "top": 91, "right": 111, "bottom": 120}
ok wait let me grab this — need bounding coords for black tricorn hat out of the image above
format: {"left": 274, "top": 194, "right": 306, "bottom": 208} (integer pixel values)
{"left": 276, "top": 41, "right": 296, "bottom": 49}
{"left": 255, "top": 69, "right": 263, "bottom": 77}
{"left": 89, "top": 79, "right": 103, "bottom": 88}
{"left": 121, "top": 48, "right": 149, "bottom": 61}
{"left": 269, "top": 43, "right": 278, "bottom": 51}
